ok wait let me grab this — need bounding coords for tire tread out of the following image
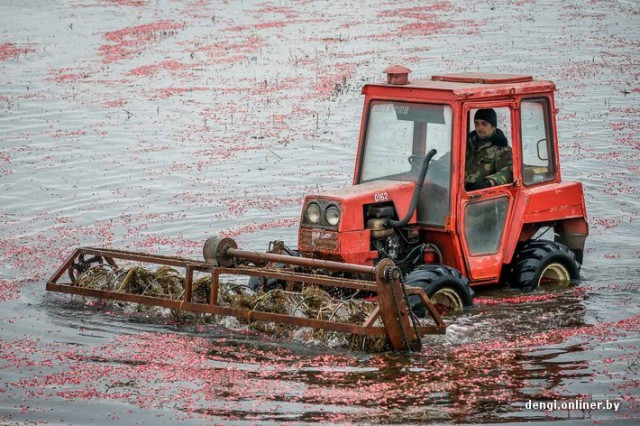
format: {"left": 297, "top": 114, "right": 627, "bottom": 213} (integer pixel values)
{"left": 509, "top": 239, "right": 580, "bottom": 291}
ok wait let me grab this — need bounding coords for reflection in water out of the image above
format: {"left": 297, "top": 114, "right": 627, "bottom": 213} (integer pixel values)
{"left": 25, "top": 285, "right": 604, "bottom": 423}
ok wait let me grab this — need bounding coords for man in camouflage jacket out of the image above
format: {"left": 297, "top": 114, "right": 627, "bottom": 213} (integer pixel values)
{"left": 465, "top": 108, "right": 513, "bottom": 191}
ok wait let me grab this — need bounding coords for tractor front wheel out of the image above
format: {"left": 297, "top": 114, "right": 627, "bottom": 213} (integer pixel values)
{"left": 404, "top": 265, "right": 474, "bottom": 317}
{"left": 508, "top": 240, "right": 580, "bottom": 291}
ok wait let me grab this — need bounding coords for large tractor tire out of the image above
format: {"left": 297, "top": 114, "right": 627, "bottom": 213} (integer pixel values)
{"left": 248, "top": 276, "right": 284, "bottom": 292}
{"left": 508, "top": 239, "right": 580, "bottom": 291}
{"left": 247, "top": 248, "right": 301, "bottom": 292}
{"left": 404, "top": 265, "right": 474, "bottom": 317}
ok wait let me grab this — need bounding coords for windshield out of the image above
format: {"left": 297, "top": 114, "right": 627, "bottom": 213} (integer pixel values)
{"left": 359, "top": 101, "right": 453, "bottom": 226}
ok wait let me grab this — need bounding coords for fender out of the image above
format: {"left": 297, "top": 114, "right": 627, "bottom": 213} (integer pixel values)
{"left": 504, "top": 182, "right": 588, "bottom": 265}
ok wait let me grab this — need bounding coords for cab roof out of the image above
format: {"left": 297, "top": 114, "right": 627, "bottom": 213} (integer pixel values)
{"left": 363, "top": 72, "right": 556, "bottom": 100}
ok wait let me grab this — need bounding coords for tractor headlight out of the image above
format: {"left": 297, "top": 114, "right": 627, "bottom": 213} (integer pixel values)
{"left": 305, "top": 203, "right": 321, "bottom": 224}
{"left": 325, "top": 205, "right": 341, "bottom": 226}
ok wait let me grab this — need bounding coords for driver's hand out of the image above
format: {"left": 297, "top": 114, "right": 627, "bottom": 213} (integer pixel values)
{"left": 466, "top": 180, "right": 492, "bottom": 191}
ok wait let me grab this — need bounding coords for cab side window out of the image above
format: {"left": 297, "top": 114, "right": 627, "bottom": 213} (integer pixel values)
{"left": 465, "top": 106, "right": 514, "bottom": 190}
{"left": 521, "top": 99, "right": 555, "bottom": 185}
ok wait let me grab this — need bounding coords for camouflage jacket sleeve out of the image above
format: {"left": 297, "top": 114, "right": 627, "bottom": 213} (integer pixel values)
{"left": 485, "top": 146, "right": 513, "bottom": 186}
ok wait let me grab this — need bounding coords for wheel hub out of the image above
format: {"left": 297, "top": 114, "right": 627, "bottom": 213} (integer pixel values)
{"left": 537, "top": 262, "right": 571, "bottom": 288}
{"left": 431, "top": 288, "right": 463, "bottom": 315}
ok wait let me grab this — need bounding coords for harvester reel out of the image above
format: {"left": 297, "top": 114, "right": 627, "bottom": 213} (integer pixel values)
{"left": 203, "top": 236, "right": 237, "bottom": 267}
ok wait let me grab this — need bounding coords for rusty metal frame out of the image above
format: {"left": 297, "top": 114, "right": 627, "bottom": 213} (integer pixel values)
{"left": 47, "top": 247, "right": 445, "bottom": 351}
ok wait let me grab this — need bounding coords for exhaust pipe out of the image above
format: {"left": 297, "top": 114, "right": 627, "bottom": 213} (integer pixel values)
{"left": 385, "top": 149, "right": 437, "bottom": 228}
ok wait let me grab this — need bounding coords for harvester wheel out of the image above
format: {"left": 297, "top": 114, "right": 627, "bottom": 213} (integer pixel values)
{"left": 68, "top": 254, "right": 111, "bottom": 283}
{"left": 508, "top": 240, "right": 580, "bottom": 291}
{"left": 404, "top": 265, "right": 474, "bottom": 317}
{"left": 203, "top": 236, "right": 237, "bottom": 267}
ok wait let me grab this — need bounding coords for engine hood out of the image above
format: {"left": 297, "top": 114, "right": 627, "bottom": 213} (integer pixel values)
{"left": 301, "top": 179, "right": 416, "bottom": 232}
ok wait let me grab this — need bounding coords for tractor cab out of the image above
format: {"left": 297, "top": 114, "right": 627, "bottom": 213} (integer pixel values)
{"left": 298, "top": 67, "right": 588, "bottom": 298}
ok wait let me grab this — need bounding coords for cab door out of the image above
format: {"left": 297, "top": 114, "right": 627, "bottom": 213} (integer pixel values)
{"left": 458, "top": 102, "right": 519, "bottom": 282}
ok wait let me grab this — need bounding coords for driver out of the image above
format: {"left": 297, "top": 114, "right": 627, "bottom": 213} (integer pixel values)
{"left": 465, "top": 108, "right": 513, "bottom": 191}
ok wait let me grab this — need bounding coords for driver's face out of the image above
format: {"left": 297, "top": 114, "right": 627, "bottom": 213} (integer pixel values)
{"left": 474, "top": 119, "right": 496, "bottom": 139}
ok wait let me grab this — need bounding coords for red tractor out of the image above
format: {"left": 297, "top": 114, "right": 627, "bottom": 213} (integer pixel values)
{"left": 294, "top": 67, "right": 588, "bottom": 313}
{"left": 48, "top": 67, "right": 589, "bottom": 351}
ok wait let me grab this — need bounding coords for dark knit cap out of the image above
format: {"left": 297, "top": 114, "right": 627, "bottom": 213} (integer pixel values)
{"left": 474, "top": 108, "right": 497, "bottom": 127}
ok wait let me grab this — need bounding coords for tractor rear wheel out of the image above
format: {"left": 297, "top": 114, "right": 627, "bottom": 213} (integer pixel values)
{"left": 404, "top": 265, "right": 474, "bottom": 317}
{"left": 508, "top": 239, "right": 580, "bottom": 291}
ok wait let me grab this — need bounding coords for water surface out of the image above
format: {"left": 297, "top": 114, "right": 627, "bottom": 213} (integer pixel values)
{"left": 1, "top": 0, "right": 639, "bottom": 424}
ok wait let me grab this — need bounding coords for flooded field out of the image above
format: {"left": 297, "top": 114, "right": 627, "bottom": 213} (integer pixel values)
{"left": 1, "top": 0, "right": 639, "bottom": 424}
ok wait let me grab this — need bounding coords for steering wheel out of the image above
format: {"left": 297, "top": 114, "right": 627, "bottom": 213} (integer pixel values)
{"left": 409, "top": 154, "right": 447, "bottom": 172}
